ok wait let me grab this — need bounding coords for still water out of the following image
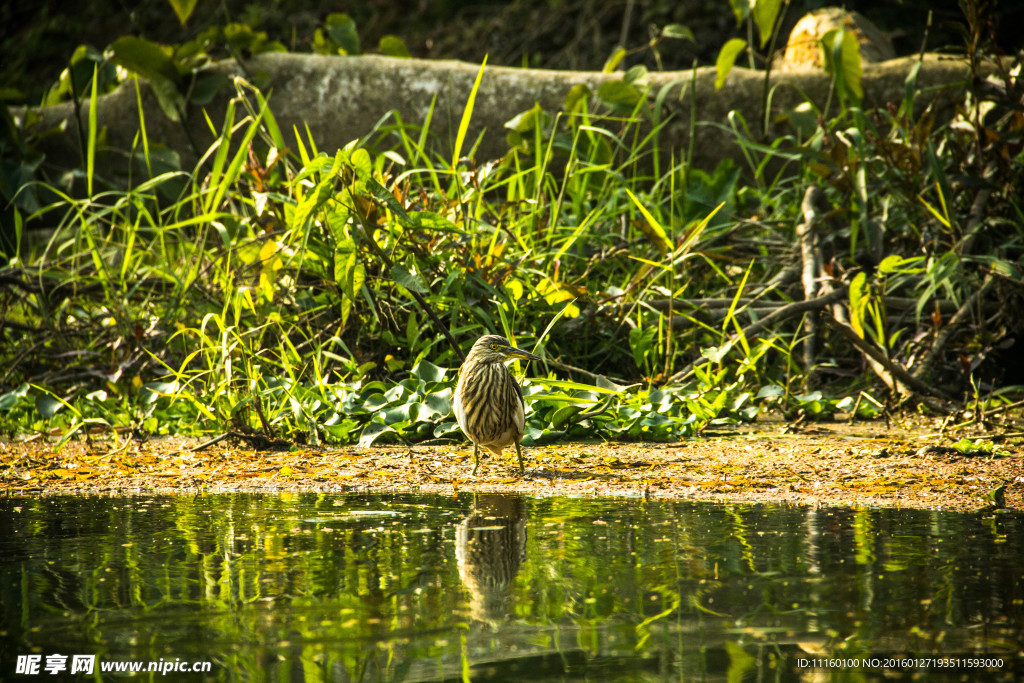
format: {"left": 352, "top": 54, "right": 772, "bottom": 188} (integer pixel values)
{"left": 0, "top": 493, "right": 1020, "bottom": 681}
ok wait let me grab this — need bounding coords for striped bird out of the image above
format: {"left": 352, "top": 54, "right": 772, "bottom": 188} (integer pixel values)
{"left": 453, "top": 335, "right": 542, "bottom": 474}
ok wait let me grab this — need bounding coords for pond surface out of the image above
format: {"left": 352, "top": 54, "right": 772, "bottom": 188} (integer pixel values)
{"left": 1, "top": 493, "right": 1021, "bottom": 682}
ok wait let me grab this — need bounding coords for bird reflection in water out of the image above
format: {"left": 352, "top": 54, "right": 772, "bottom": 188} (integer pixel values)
{"left": 455, "top": 494, "right": 527, "bottom": 624}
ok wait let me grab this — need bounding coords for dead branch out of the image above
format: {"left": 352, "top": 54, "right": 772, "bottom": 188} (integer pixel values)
{"left": 797, "top": 186, "right": 825, "bottom": 379}
{"left": 666, "top": 287, "right": 848, "bottom": 384}
{"left": 824, "top": 316, "right": 959, "bottom": 412}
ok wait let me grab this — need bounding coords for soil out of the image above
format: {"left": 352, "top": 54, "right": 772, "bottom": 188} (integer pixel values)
{"left": 2, "top": 416, "right": 1022, "bottom": 511}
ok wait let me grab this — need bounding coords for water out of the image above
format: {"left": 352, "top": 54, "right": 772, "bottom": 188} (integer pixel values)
{"left": 1, "top": 493, "right": 1020, "bottom": 681}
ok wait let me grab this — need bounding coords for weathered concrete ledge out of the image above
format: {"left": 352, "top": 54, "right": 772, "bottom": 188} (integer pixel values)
{"left": 21, "top": 52, "right": 983, "bottom": 180}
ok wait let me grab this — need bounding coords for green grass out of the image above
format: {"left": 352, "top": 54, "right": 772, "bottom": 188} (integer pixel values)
{"left": 2, "top": 7, "right": 1023, "bottom": 447}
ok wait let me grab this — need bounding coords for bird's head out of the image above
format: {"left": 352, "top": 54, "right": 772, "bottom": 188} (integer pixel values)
{"left": 466, "top": 335, "right": 542, "bottom": 365}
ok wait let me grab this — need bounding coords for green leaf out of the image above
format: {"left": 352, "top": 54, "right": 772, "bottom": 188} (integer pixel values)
{"left": 167, "top": 0, "right": 198, "bottom": 26}
{"left": 550, "top": 405, "right": 583, "bottom": 430}
{"left": 877, "top": 255, "right": 907, "bottom": 275}
{"left": 0, "top": 384, "right": 29, "bottom": 411}
{"left": 325, "top": 13, "right": 360, "bottom": 55}
{"left": 35, "top": 393, "right": 63, "bottom": 419}
{"left": 140, "top": 381, "right": 176, "bottom": 404}
{"left": 333, "top": 239, "right": 365, "bottom": 326}
{"left": 366, "top": 176, "right": 411, "bottom": 224}
{"left": 411, "top": 360, "right": 447, "bottom": 383}
{"left": 409, "top": 211, "right": 460, "bottom": 232}
{"left": 602, "top": 46, "right": 627, "bottom": 73}
{"left": 424, "top": 391, "right": 452, "bottom": 416}
{"left": 359, "top": 422, "right": 395, "bottom": 447}
{"left": 756, "top": 384, "right": 785, "bottom": 399}
{"left": 715, "top": 39, "right": 747, "bottom": 90}
{"left": 849, "top": 271, "right": 869, "bottom": 338}
{"left": 109, "top": 36, "right": 184, "bottom": 121}
{"left": 378, "top": 35, "right": 410, "bottom": 58}
{"left": 109, "top": 36, "right": 180, "bottom": 85}
{"left": 821, "top": 29, "right": 863, "bottom": 102}
{"left": 190, "top": 73, "right": 231, "bottom": 106}
{"left": 752, "top": 0, "right": 783, "bottom": 48}
{"left": 624, "top": 65, "right": 648, "bottom": 84}
{"left": 564, "top": 83, "right": 591, "bottom": 112}
{"left": 504, "top": 103, "right": 549, "bottom": 133}
{"left": 661, "top": 24, "right": 694, "bottom": 41}
{"left": 729, "top": 0, "right": 751, "bottom": 25}
{"left": 350, "top": 147, "right": 372, "bottom": 180}
{"left": 597, "top": 81, "right": 642, "bottom": 108}
{"left": 391, "top": 264, "right": 429, "bottom": 294}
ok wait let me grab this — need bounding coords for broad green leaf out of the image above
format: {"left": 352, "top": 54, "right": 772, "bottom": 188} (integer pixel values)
{"left": 409, "top": 211, "right": 459, "bottom": 232}
{"left": 35, "top": 394, "right": 63, "bottom": 419}
{"left": 359, "top": 422, "right": 395, "bottom": 447}
{"left": 752, "top": 0, "right": 783, "bottom": 48}
{"left": 551, "top": 405, "right": 583, "bottom": 430}
{"left": 334, "top": 240, "right": 365, "bottom": 326}
{"left": 325, "top": 13, "right": 360, "bottom": 55}
{"left": 109, "top": 36, "right": 180, "bottom": 85}
{"left": 715, "top": 39, "right": 747, "bottom": 90}
{"left": 411, "top": 361, "right": 447, "bottom": 383}
{"left": 597, "top": 81, "right": 642, "bottom": 108}
{"left": 391, "top": 263, "right": 429, "bottom": 294}
{"left": 378, "top": 35, "right": 410, "bottom": 57}
{"left": 756, "top": 384, "right": 785, "bottom": 399}
{"left": 190, "top": 73, "right": 230, "bottom": 106}
{"left": 564, "top": 83, "right": 591, "bottom": 112}
{"left": 350, "top": 147, "right": 372, "bottom": 180}
{"left": 366, "top": 176, "right": 411, "bottom": 224}
{"left": 0, "top": 384, "right": 29, "bottom": 411}
{"left": 821, "top": 29, "right": 863, "bottom": 102}
{"left": 624, "top": 65, "right": 648, "bottom": 84}
{"left": 504, "top": 103, "right": 549, "bottom": 133}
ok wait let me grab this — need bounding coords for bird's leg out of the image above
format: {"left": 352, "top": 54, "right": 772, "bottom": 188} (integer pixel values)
{"left": 472, "top": 443, "right": 480, "bottom": 476}
{"left": 514, "top": 441, "right": 525, "bottom": 473}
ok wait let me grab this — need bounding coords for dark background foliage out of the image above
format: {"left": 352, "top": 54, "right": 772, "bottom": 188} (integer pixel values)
{"left": 3, "top": 0, "right": 1022, "bottom": 103}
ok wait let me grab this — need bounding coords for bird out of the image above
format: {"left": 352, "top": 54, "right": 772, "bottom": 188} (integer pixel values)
{"left": 453, "top": 335, "right": 542, "bottom": 475}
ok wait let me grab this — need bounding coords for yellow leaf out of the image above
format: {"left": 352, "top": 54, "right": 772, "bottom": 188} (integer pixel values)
{"left": 259, "top": 239, "right": 278, "bottom": 263}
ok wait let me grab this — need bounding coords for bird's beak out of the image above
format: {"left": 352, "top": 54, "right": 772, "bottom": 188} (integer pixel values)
{"left": 503, "top": 345, "right": 542, "bottom": 362}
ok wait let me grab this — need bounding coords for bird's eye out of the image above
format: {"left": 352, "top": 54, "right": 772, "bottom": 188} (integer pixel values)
{"left": 490, "top": 344, "right": 501, "bottom": 351}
